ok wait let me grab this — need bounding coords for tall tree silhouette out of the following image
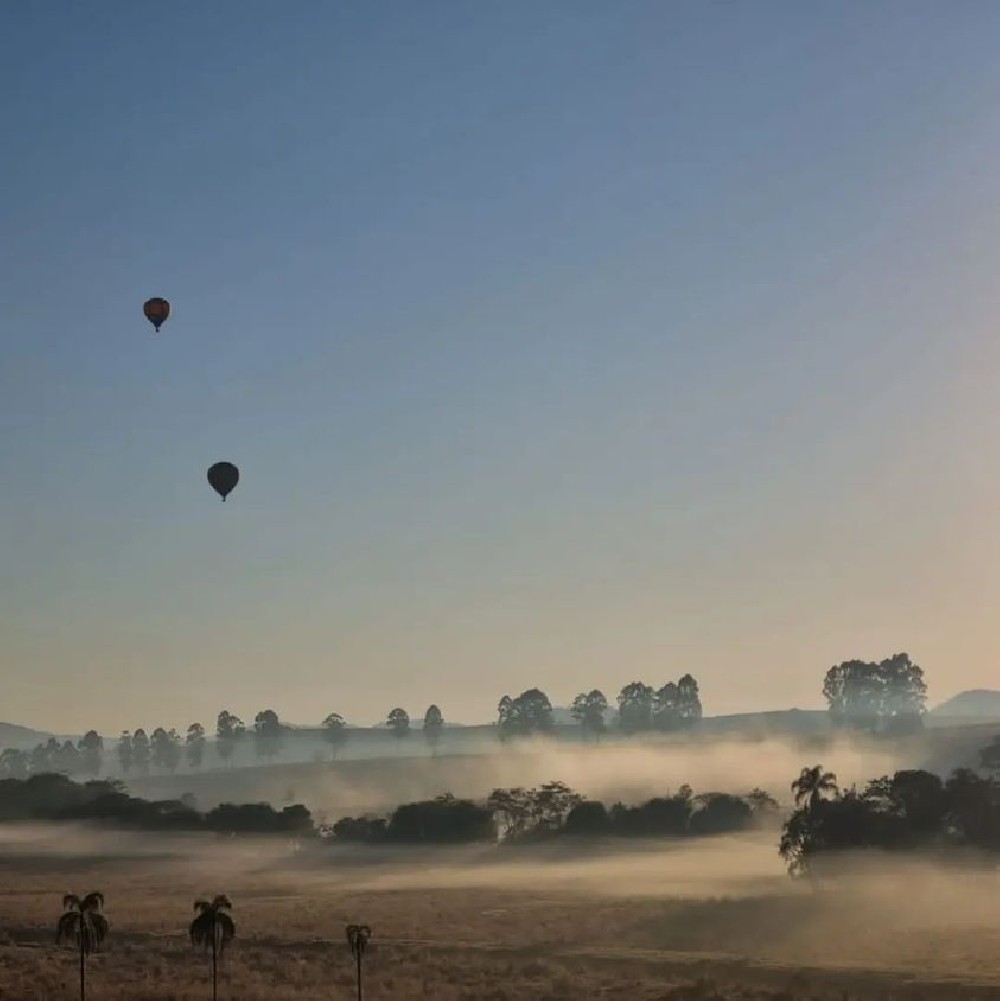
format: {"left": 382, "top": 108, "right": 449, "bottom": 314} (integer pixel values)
{"left": 151, "top": 728, "right": 181, "bottom": 773}
{"left": 617, "top": 682, "right": 654, "bottom": 734}
{"left": 496, "top": 689, "right": 554, "bottom": 739}
{"left": 386, "top": 708, "right": 410, "bottom": 738}
{"left": 116, "top": 732, "right": 133, "bottom": 775}
{"left": 321, "top": 713, "right": 348, "bottom": 759}
{"left": 215, "top": 711, "right": 245, "bottom": 767}
{"left": 186, "top": 723, "right": 207, "bottom": 769}
{"left": 649, "top": 676, "right": 703, "bottom": 732}
{"left": 0, "top": 748, "right": 29, "bottom": 779}
{"left": 677, "top": 674, "right": 703, "bottom": 725}
{"left": 57, "top": 892, "right": 108, "bottom": 1001}
{"left": 791, "top": 765, "right": 838, "bottom": 811}
{"left": 496, "top": 696, "right": 515, "bottom": 741}
{"left": 31, "top": 737, "right": 60, "bottom": 772}
{"left": 55, "top": 740, "right": 81, "bottom": 775}
{"left": 653, "top": 682, "right": 681, "bottom": 731}
{"left": 823, "top": 653, "right": 926, "bottom": 733}
{"left": 190, "top": 895, "right": 235, "bottom": 1001}
{"left": 253, "top": 710, "right": 284, "bottom": 761}
{"left": 422, "top": 705, "right": 444, "bottom": 755}
{"left": 131, "top": 729, "right": 151, "bottom": 774}
{"left": 77, "top": 731, "right": 103, "bottom": 776}
{"left": 346, "top": 923, "right": 372, "bottom": 1001}
{"left": 570, "top": 690, "right": 608, "bottom": 741}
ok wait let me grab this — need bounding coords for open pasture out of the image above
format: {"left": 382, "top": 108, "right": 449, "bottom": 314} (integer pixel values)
{"left": 1, "top": 828, "right": 999, "bottom": 999}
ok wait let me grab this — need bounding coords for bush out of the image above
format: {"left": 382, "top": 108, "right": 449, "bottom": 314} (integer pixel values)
{"left": 610, "top": 794, "right": 691, "bottom": 837}
{"left": 206, "top": 802, "right": 314, "bottom": 835}
{"left": 564, "top": 800, "right": 610, "bottom": 836}
{"left": 386, "top": 794, "right": 495, "bottom": 843}
{"left": 331, "top": 815, "right": 387, "bottom": 842}
{"left": 687, "top": 793, "right": 753, "bottom": 836}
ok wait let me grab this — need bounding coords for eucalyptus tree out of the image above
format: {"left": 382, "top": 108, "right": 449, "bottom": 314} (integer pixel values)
{"left": 422, "top": 704, "right": 444, "bottom": 755}
{"left": 322, "top": 712, "right": 348, "bottom": 759}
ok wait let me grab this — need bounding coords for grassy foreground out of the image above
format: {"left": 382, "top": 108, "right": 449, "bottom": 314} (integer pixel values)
{"left": 1, "top": 831, "right": 999, "bottom": 999}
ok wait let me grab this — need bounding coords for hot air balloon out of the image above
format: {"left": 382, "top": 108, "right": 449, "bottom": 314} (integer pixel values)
{"left": 143, "top": 297, "right": 170, "bottom": 331}
{"left": 207, "top": 462, "right": 239, "bottom": 501}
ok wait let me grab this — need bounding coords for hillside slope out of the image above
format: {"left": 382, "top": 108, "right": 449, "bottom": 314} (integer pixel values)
{"left": 930, "top": 690, "right": 1000, "bottom": 721}
{"left": 0, "top": 722, "right": 53, "bottom": 749}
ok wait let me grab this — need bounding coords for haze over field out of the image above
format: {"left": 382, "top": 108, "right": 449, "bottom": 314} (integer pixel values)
{"left": 3, "top": 810, "right": 1000, "bottom": 998}
{"left": 129, "top": 734, "right": 904, "bottom": 816}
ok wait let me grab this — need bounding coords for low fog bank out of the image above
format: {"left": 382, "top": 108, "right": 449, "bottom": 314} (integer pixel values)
{"left": 6, "top": 822, "right": 1000, "bottom": 979}
{"left": 5, "top": 820, "right": 1000, "bottom": 980}
{"left": 128, "top": 732, "right": 908, "bottom": 820}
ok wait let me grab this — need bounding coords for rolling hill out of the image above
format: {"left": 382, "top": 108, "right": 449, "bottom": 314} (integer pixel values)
{"left": 930, "top": 690, "right": 1000, "bottom": 722}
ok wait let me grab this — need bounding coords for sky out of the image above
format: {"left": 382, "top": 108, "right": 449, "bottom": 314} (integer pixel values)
{"left": 3, "top": 2, "right": 1000, "bottom": 734}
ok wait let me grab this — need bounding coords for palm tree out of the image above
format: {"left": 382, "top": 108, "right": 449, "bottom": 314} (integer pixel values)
{"left": 791, "top": 765, "right": 838, "bottom": 811}
{"left": 346, "top": 923, "right": 372, "bottom": 1001}
{"left": 56, "top": 892, "right": 108, "bottom": 1001}
{"left": 190, "top": 895, "right": 235, "bottom": 1001}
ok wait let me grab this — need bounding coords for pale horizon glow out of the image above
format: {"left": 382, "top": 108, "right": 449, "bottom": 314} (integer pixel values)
{"left": 3, "top": 3, "right": 1000, "bottom": 734}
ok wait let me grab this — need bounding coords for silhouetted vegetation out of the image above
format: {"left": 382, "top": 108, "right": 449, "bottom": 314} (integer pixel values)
{"left": 497, "top": 688, "right": 554, "bottom": 739}
{"left": 779, "top": 763, "right": 1000, "bottom": 875}
{"left": 328, "top": 780, "right": 775, "bottom": 846}
{"left": 57, "top": 892, "right": 108, "bottom": 1001}
{"left": 116, "top": 732, "right": 133, "bottom": 774}
{"left": 617, "top": 675, "right": 703, "bottom": 734}
{"left": 0, "top": 773, "right": 313, "bottom": 835}
{"left": 979, "top": 733, "right": 1000, "bottom": 774}
{"left": 386, "top": 707, "right": 410, "bottom": 738}
{"left": 77, "top": 731, "right": 103, "bottom": 776}
{"left": 190, "top": 894, "right": 234, "bottom": 1001}
{"left": 1, "top": 732, "right": 103, "bottom": 781}
{"left": 206, "top": 802, "right": 313, "bottom": 836}
{"left": 422, "top": 704, "right": 443, "bottom": 754}
{"left": 329, "top": 794, "right": 491, "bottom": 844}
{"left": 253, "top": 709, "right": 286, "bottom": 762}
{"left": 346, "top": 923, "right": 371, "bottom": 1001}
{"left": 322, "top": 712, "right": 349, "bottom": 759}
{"left": 215, "top": 711, "right": 245, "bottom": 766}
{"left": 822, "top": 652, "right": 926, "bottom": 734}
{"left": 570, "top": 689, "right": 608, "bottom": 741}
{"left": 151, "top": 727, "right": 182, "bottom": 773}
{"left": 132, "top": 728, "right": 151, "bottom": 774}
{"left": 185, "top": 723, "right": 207, "bottom": 769}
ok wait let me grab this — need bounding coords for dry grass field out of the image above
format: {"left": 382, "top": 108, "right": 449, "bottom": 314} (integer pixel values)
{"left": 1, "top": 826, "right": 1000, "bottom": 1000}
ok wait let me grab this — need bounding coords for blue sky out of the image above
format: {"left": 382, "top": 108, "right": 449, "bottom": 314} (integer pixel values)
{"left": 4, "top": 2, "right": 1000, "bottom": 732}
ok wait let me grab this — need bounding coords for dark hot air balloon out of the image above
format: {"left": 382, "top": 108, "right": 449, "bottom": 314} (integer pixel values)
{"left": 207, "top": 462, "right": 239, "bottom": 501}
{"left": 143, "top": 297, "right": 171, "bottom": 331}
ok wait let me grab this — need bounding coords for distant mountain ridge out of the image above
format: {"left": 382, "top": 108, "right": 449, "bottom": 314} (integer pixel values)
{"left": 930, "top": 690, "right": 1000, "bottom": 720}
{"left": 0, "top": 722, "right": 54, "bottom": 749}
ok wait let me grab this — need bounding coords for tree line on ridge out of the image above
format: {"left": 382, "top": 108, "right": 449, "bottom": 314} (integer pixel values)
{"left": 0, "top": 651, "right": 934, "bottom": 782}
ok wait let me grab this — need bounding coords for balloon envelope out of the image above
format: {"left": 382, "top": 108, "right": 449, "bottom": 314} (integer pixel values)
{"left": 143, "top": 297, "right": 170, "bottom": 331}
{"left": 207, "top": 461, "right": 239, "bottom": 501}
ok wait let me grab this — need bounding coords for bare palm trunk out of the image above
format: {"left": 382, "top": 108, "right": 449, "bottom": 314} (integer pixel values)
{"left": 79, "top": 928, "right": 86, "bottom": 1001}
{"left": 211, "top": 929, "right": 218, "bottom": 1001}
{"left": 356, "top": 948, "right": 363, "bottom": 1001}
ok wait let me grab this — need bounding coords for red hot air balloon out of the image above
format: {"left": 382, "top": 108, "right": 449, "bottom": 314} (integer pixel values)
{"left": 143, "top": 297, "right": 170, "bottom": 331}
{"left": 207, "top": 462, "right": 239, "bottom": 501}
